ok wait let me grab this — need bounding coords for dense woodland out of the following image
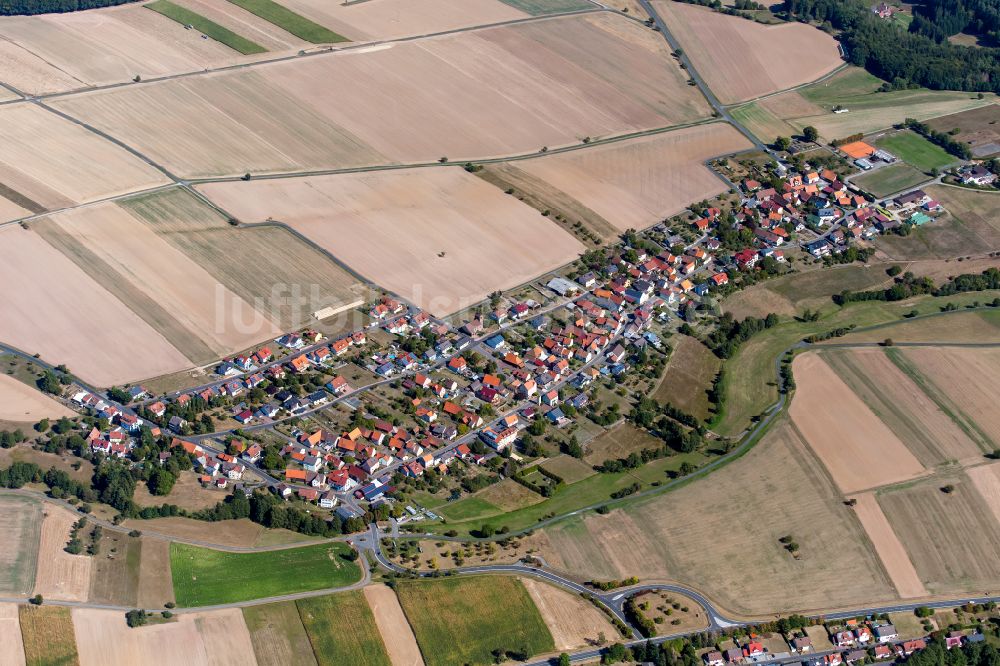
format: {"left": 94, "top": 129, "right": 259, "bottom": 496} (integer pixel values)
{"left": 784, "top": 0, "right": 1000, "bottom": 92}
{"left": 912, "top": 0, "right": 1000, "bottom": 44}
{"left": 0, "top": 0, "right": 138, "bottom": 15}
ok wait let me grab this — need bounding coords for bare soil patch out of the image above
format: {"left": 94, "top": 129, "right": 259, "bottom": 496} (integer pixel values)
{"left": 136, "top": 537, "right": 176, "bottom": 608}
{"left": 0, "top": 227, "right": 191, "bottom": 386}
{"left": 0, "top": 495, "right": 42, "bottom": 596}
{"left": 0, "top": 374, "right": 73, "bottom": 423}
{"left": 655, "top": 1, "right": 842, "bottom": 104}
{"left": 820, "top": 348, "right": 983, "bottom": 466}
{"left": 511, "top": 124, "right": 752, "bottom": 232}
{"left": 541, "top": 419, "right": 895, "bottom": 615}
{"left": 199, "top": 168, "right": 584, "bottom": 317}
{"left": 900, "top": 347, "right": 1000, "bottom": 449}
{"left": 364, "top": 584, "right": 424, "bottom": 666}
{"left": 878, "top": 476, "right": 1000, "bottom": 595}
{"left": 789, "top": 353, "right": 926, "bottom": 494}
{"left": 33, "top": 504, "right": 92, "bottom": 602}
{"left": 0, "top": 604, "right": 25, "bottom": 666}
{"left": 654, "top": 335, "right": 721, "bottom": 421}
{"left": 54, "top": 13, "right": 707, "bottom": 178}
{"left": 522, "top": 577, "right": 616, "bottom": 651}
{"left": 123, "top": 516, "right": 264, "bottom": 548}
{"left": 850, "top": 492, "right": 927, "bottom": 598}
{"left": 73, "top": 607, "right": 257, "bottom": 666}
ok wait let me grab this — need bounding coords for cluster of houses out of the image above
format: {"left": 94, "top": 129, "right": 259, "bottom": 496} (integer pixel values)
{"left": 169, "top": 438, "right": 250, "bottom": 489}
{"left": 704, "top": 619, "right": 984, "bottom": 666}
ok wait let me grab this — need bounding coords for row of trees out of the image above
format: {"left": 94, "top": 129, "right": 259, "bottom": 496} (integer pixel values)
{"left": 0, "top": 0, "right": 138, "bottom": 15}
{"left": 904, "top": 118, "right": 974, "bottom": 160}
{"left": 835, "top": 268, "right": 1000, "bottom": 304}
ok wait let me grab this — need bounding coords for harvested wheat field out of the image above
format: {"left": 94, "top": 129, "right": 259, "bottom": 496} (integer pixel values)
{"left": 0, "top": 104, "right": 168, "bottom": 211}
{"left": 134, "top": 472, "right": 226, "bottom": 512}
{"left": 506, "top": 124, "right": 751, "bottom": 231}
{"left": 967, "top": 463, "right": 1000, "bottom": 527}
{"left": 19, "top": 605, "right": 77, "bottom": 666}
{"left": 0, "top": 374, "right": 73, "bottom": 423}
{"left": 120, "top": 188, "right": 365, "bottom": 331}
{"left": 136, "top": 538, "right": 176, "bottom": 608}
{"left": 878, "top": 477, "right": 1000, "bottom": 596}
{"left": 33, "top": 505, "right": 92, "bottom": 602}
{"left": 789, "top": 353, "right": 926, "bottom": 494}
{"left": 819, "top": 349, "right": 983, "bottom": 466}
{"left": 897, "top": 348, "right": 1000, "bottom": 450}
{"left": 0, "top": 3, "right": 256, "bottom": 94}
{"left": 521, "top": 578, "right": 616, "bottom": 652}
{"left": 73, "top": 607, "right": 257, "bottom": 666}
{"left": 655, "top": 1, "right": 841, "bottom": 104}
{"left": 540, "top": 419, "right": 895, "bottom": 616}
{"left": 0, "top": 604, "right": 25, "bottom": 666}
{"left": 275, "top": 0, "right": 525, "bottom": 41}
{"left": 364, "top": 584, "right": 424, "bottom": 666}
{"left": 53, "top": 12, "right": 707, "bottom": 177}
{"left": 200, "top": 169, "right": 585, "bottom": 316}
{"left": 0, "top": 226, "right": 192, "bottom": 386}
{"left": 850, "top": 492, "right": 927, "bottom": 599}
{"left": 0, "top": 495, "right": 42, "bottom": 596}
{"left": 36, "top": 200, "right": 283, "bottom": 365}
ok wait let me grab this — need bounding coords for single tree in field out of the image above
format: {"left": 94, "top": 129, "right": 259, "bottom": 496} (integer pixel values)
{"left": 803, "top": 126, "right": 818, "bottom": 142}
{"left": 774, "top": 136, "right": 791, "bottom": 152}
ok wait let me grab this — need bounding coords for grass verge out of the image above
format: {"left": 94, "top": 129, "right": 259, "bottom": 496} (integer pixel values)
{"left": 170, "top": 541, "right": 361, "bottom": 606}
{"left": 147, "top": 0, "right": 267, "bottom": 54}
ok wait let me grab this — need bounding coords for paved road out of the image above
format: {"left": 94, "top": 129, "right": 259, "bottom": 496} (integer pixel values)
{"left": 636, "top": 0, "right": 768, "bottom": 152}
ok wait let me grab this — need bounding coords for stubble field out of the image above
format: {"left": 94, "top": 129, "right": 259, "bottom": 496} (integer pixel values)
{"left": 72, "top": 607, "right": 257, "bottom": 666}
{"left": 521, "top": 578, "right": 616, "bottom": 652}
{"left": 540, "top": 419, "right": 895, "bottom": 616}
{"left": 199, "top": 168, "right": 585, "bottom": 317}
{"left": 654, "top": 1, "right": 842, "bottom": 104}
{"left": 820, "top": 348, "right": 985, "bottom": 465}
{"left": 0, "top": 104, "right": 168, "bottom": 216}
{"left": 495, "top": 124, "right": 752, "bottom": 232}
{"left": 52, "top": 13, "right": 709, "bottom": 178}
{"left": 0, "top": 605, "right": 24, "bottom": 666}
{"left": 0, "top": 496, "right": 42, "bottom": 596}
{"left": 363, "top": 584, "right": 424, "bottom": 666}
{"left": 0, "top": 374, "right": 73, "bottom": 423}
{"left": 849, "top": 492, "right": 927, "bottom": 599}
{"left": 895, "top": 347, "right": 1000, "bottom": 449}
{"left": 32, "top": 504, "right": 92, "bottom": 602}
{"left": 0, "top": 3, "right": 252, "bottom": 94}
{"left": 788, "top": 353, "right": 927, "bottom": 494}
{"left": 34, "top": 200, "right": 281, "bottom": 366}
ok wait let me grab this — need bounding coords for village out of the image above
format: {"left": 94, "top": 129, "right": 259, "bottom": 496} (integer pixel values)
{"left": 55, "top": 143, "right": 969, "bottom": 524}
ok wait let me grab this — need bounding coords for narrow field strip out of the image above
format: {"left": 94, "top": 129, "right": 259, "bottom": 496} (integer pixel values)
{"left": 226, "top": 0, "right": 348, "bottom": 43}
{"left": 147, "top": 0, "right": 267, "bottom": 54}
